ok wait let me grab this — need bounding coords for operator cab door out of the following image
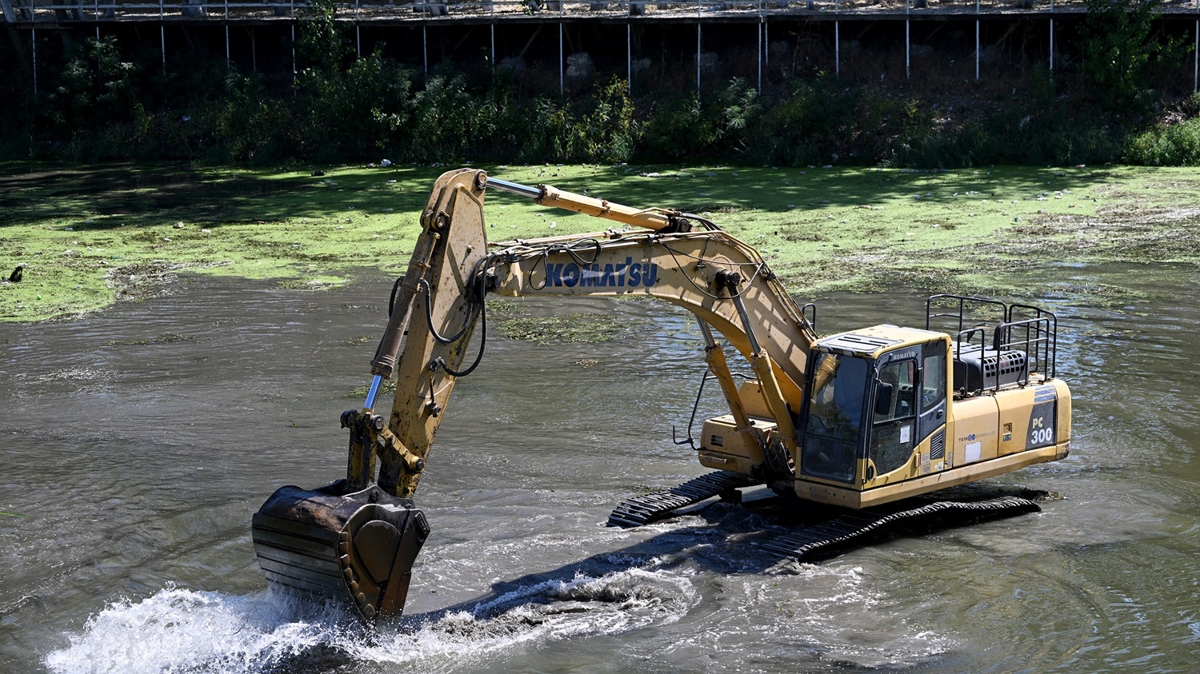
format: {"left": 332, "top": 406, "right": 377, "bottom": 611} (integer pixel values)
{"left": 916, "top": 341, "right": 947, "bottom": 443}
{"left": 867, "top": 341, "right": 948, "bottom": 481}
{"left": 867, "top": 357, "right": 918, "bottom": 480}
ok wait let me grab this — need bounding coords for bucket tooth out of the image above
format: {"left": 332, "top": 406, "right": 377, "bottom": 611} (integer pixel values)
{"left": 251, "top": 480, "right": 430, "bottom": 622}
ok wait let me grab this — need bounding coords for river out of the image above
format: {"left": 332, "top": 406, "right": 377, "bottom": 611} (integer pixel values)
{"left": 1, "top": 266, "right": 1197, "bottom": 673}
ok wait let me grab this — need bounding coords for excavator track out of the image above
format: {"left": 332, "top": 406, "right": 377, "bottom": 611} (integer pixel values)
{"left": 607, "top": 471, "right": 763, "bottom": 528}
{"left": 758, "top": 495, "right": 1040, "bottom": 561}
{"left": 608, "top": 471, "right": 1041, "bottom": 561}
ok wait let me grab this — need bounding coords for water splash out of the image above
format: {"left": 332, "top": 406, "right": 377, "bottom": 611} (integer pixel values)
{"left": 45, "top": 567, "right": 697, "bottom": 674}
{"left": 44, "top": 586, "right": 357, "bottom": 674}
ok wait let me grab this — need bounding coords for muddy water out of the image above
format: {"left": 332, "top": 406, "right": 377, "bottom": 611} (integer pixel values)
{"left": 1, "top": 267, "right": 1198, "bottom": 673}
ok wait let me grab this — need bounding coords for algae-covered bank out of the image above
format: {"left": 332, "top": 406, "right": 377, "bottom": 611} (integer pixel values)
{"left": 3, "top": 162, "right": 1199, "bottom": 322}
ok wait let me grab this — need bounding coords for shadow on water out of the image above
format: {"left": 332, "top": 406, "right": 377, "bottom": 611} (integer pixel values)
{"left": 259, "top": 483, "right": 1050, "bottom": 672}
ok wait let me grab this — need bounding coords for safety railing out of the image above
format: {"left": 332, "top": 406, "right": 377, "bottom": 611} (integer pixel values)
{"left": 7, "top": 0, "right": 1200, "bottom": 25}
{"left": 927, "top": 294, "right": 1057, "bottom": 394}
{"left": 925, "top": 294, "right": 1008, "bottom": 337}
{"left": 952, "top": 315, "right": 1055, "bottom": 391}
{"left": 1005, "top": 302, "right": 1057, "bottom": 381}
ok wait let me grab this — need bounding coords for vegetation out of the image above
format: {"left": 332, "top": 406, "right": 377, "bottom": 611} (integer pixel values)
{"left": 0, "top": 1, "right": 1197, "bottom": 168}
{"left": 1125, "top": 93, "right": 1200, "bottom": 165}
{"left": 494, "top": 312, "right": 645, "bottom": 345}
{"left": 4, "top": 162, "right": 1200, "bottom": 322}
{"left": 2, "top": 2, "right": 1200, "bottom": 323}
{"left": 1080, "top": 0, "right": 1187, "bottom": 115}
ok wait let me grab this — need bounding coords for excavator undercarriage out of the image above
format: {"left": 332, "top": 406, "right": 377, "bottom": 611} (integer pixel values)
{"left": 251, "top": 169, "right": 1071, "bottom": 622}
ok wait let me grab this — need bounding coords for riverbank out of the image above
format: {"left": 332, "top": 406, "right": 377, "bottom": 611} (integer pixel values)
{"left": 3, "top": 162, "right": 1199, "bottom": 322}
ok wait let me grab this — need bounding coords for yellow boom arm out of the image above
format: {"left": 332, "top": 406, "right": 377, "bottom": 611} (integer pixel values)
{"left": 359, "top": 169, "right": 817, "bottom": 502}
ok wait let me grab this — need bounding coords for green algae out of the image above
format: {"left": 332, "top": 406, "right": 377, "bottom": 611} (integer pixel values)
{"left": 3, "top": 162, "right": 1199, "bottom": 322}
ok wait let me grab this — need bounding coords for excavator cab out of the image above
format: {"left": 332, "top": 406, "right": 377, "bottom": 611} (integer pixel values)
{"left": 798, "top": 333, "right": 948, "bottom": 493}
{"left": 793, "top": 308, "right": 1067, "bottom": 509}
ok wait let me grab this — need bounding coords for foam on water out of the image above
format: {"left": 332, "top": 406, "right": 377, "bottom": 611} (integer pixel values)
{"left": 351, "top": 566, "right": 697, "bottom": 670}
{"left": 45, "top": 566, "right": 697, "bottom": 674}
{"left": 44, "top": 586, "right": 355, "bottom": 674}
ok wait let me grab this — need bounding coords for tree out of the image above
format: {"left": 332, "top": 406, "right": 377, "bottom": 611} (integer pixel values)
{"left": 1081, "top": 0, "right": 1186, "bottom": 114}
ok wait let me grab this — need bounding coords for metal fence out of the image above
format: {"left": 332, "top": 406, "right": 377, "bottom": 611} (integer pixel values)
{"left": 6, "top": 0, "right": 1197, "bottom": 96}
{"left": 4, "top": 0, "right": 1200, "bottom": 25}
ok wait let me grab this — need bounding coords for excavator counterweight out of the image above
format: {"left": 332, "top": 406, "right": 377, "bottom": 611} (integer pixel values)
{"left": 251, "top": 170, "right": 1071, "bottom": 622}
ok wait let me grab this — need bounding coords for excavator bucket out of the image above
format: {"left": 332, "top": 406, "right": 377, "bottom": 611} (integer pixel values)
{"left": 251, "top": 480, "right": 429, "bottom": 621}
{"left": 250, "top": 169, "right": 490, "bottom": 623}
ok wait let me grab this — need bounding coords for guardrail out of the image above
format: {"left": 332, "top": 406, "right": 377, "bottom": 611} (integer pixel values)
{"left": 4, "top": 0, "right": 1200, "bottom": 25}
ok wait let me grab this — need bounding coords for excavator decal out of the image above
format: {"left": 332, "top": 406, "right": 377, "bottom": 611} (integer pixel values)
{"left": 543, "top": 260, "right": 660, "bottom": 288}
{"left": 250, "top": 169, "right": 1072, "bottom": 624}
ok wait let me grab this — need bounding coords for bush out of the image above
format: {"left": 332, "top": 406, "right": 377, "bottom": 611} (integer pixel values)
{"left": 410, "top": 73, "right": 496, "bottom": 162}
{"left": 574, "top": 78, "right": 637, "bottom": 164}
{"left": 510, "top": 78, "right": 636, "bottom": 164}
{"left": 638, "top": 95, "right": 716, "bottom": 161}
{"left": 1126, "top": 118, "right": 1200, "bottom": 165}
{"left": 41, "top": 35, "right": 146, "bottom": 160}
{"left": 5, "top": 21, "right": 1199, "bottom": 169}
{"left": 214, "top": 73, "right": 295, "bottom": 164}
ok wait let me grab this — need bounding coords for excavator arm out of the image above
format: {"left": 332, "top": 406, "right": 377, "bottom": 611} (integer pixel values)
{"left": 251, "top": 169, "right": 819, "bottom": 622}
{"left": 371, "top": 170, "right": 819, "bottom": 500}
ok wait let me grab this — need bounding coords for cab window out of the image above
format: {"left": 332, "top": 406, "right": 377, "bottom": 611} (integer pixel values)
{"left": 869, "top": 358, "right": 918, "bottom": 476}
{"left": 922, "top": 350, "right": 945, "bottom": 411}
{"left": 873, "top": 359, "right": 917, "bottom": 423}
{"left": 806, "top": 353, "right": 869, "bottom": 442}
{"left": 802, "top": 353, "right": 869, "bottom": 483}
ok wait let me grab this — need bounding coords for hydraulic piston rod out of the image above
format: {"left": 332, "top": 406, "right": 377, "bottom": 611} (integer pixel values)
{"left": 485, "top": 175, "right": 676, "bottom": 232}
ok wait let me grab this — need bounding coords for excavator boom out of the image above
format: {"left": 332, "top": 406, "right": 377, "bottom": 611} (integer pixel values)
{"left": 251, "top": 169, "right": 814, "bottom": 620}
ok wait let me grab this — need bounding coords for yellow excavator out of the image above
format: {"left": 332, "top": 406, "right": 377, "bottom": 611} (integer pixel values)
{"left": 251, "top": 169, "right": 1071, "bottom": 621}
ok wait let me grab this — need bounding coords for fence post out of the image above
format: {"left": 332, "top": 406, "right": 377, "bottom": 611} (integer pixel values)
{"left": 1049, "top": 0, "right": 1054, "bottom": 73}
{"left": 905, "top": 0, "right": 910, "bottom": 80}
{"left": 756, "top": 2, "right": 762, "bottom": 93}
{"left": 31, "top": 0, "right": 37, "bottom": 97}
{"left": 291, "top": 0, "right": 296, "bottom": 87}
{"left": 835, "top": 0, "right": 840, "bottom": 75}
{"left": 627, "top": 22, "right": 632, "bottom": 93}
